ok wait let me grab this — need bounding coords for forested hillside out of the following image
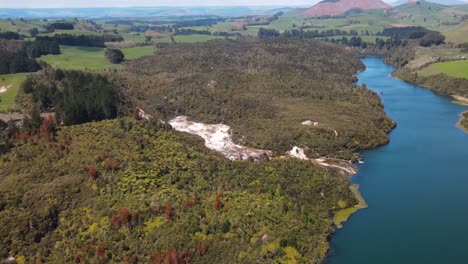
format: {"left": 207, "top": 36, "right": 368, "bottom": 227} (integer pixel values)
{"left": 124, "top": 38, "right": 394, "bottom": 160}
{"left": 0, "top": 118, "right": 356, "bottom": 263}
{"left": 0, "top": 35, "right": 397, "bottom": 263}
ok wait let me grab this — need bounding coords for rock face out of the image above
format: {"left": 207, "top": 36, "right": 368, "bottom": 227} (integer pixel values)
{"left": 169, "top": 116, "right": 273, "bottom": 160}
{"left": 304, "top": 0, "right": 391, "bottom": 17}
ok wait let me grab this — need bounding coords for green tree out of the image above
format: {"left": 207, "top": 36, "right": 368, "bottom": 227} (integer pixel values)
{"left": 105, "top": 48, "right": 125, "bottom": 64}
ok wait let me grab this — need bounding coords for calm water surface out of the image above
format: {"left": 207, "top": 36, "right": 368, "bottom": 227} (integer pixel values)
{"left": 326, "top": 56, "right": 468, "bottom": 264}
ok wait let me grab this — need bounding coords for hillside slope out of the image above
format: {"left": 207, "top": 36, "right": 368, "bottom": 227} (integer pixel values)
{"left": 304, "top": 0, "right": 391, "bottom": 17}
{"left": 0, "top": 118, "right": 357, "bottom": 263}
{"left": 393, "top": 0, "right": 467, "bottom": 6}
{"left": 443, "top": 20, "right": 468, "bottom": 43}
{"left": 124, "top": 39, "right": 394, "bottom": 161}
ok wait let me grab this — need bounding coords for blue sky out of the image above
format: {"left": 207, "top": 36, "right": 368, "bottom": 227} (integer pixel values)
{"left": 1, "top": 0, "right": 467, "bottom": 8}
{"left": 0, "top": 0, "right": 401, "bottom": 8}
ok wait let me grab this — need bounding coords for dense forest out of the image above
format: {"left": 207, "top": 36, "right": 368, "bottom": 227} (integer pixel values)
{"left": 380, "top": 26, "right": 445, "bottom": 47}
{"left": 394, "top": 69, "right": 468, "bottom": 98}
{"left": 0, "top": 117, "right": 356, "bottom": 263}
{"left": 0, "top": 31, "right": 22, "bottom": 40}
{"left": 36, "top": 34, "right": 123, "bottom": 47}
{"left": 124, "top": 38, "right": 394, "bottom": 160}
{"left": 0, "top": 40, "right": 40, "bottom": 74}
{"left": 0, "top": 33, "right": 401, "bottom": 264}
{"left": 21, "top": 68, "right": 124, "bottom": 125}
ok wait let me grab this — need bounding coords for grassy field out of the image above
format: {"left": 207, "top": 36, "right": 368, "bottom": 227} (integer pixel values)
{"left": 443, "top": 21, "right": 468, "bottom": 44}
{"left": 119, "top": 31, "right": 147, "bottom": 43}
{"left": 0, "top": 19, "right": 47, "bottom": 36}
{"left": 0, "top": 73, "right": 30, "bottom": 112}
{"left": 39, "top": 46, "right": 122, "bottom": 70}
{"left": 406, "top": 47, "right": 466, "bottom": 69}
{"left": 174, "top": 34, "right": 227, "bottom": 43}
{"left": 418, "top": 60, "right": 468, "bottom": 79}
{"left": 121, "top": 46, "right": 155, "bottom": 59}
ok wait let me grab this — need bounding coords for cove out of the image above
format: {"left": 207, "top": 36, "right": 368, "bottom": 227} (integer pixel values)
{"left": 326, "top": 56, "right": 468, "bottom": 264}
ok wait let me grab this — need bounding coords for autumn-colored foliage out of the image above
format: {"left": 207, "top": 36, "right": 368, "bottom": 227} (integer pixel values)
{"left": 39, "top": 116, "right": 56, "bottom": 141}
{"left": 95, "top": 243, "right": 106, "bottom": 262}
{"left": 105, "top": 159, "right": 119, "bottom": 171}
{"left": 214, "top": 190, "right": 223, "bottom": 210}
{"left": 197, "top": 242, "right": 207, "bottom": 256}
{"left": 133, "top": 107, "right": 142, "bottom": 121}
{"left": 123, "top": 252, "right": 138, "bottom": 264}
{"left": 184, "top": 197, "right": 192, "bottom": 207}
{"left": 151, "top": 249, "right": 190, "bottom": 264}
{"left": 88, "top": 166, "right": 98, "bottom": 180}
{"left": 214, "top": 195, "right": 221, "bottom": 210}
{"left": 119, "top": 208, "right": 130, "bottom": 227}
{"left": 110, "top": 208, "right": 138, "bottom": 229}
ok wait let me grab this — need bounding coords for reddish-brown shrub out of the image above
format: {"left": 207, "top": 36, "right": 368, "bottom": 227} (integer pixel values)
{"left": 88, "top": 166, "right": 98, "bottom": 180}
{"left": 197, "top": 242, "right": 207, "bottom": 256}
{"left": 214, "top": 195, "right": 221, "bottom": 210}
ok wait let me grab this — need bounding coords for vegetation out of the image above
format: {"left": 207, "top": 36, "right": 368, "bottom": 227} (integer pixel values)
{"left": 50, "top": 22, "right": 74, "bottom": 30}
{"left": 36, "top": 33, "right": 123, "bottom": 47}
{"left": 105, "top": 48, "right": 125, "bottom": 64}
{"left": 0, "top": 117, "right": 357, "bottom": 263}
{"left": 38, "top": 46, "right": 123, "bottom": 70}
{"left": 333, "top": 184, "right": 368, "bottom": 229}
{"left": 0, "top": 73, "right": 30, "bottom": 112}
{"left": 0, "top": 40, "right": 40, "bottom": 75}
{"left": 21, "top": 68, "right": 123, "bottom": 125}
{"left": 461, "top": 112, "right": 468, "bottom": 131}
{"left": 418, "top": 60, "right": 468, "bottom": 79}
{"left": 0, "top": 31, "right": 22, "bottom": 40}
{"left": 24, "top": 40, "right": 61, "bottom": 58}
{"left": 120, "top": 46, "right": 155, "bottom": 60}
{"left": 395, "top": 69, "right": 468, "bottom": 98}
{"left": 124, "top": 39, "right": 394, "bottom": 160}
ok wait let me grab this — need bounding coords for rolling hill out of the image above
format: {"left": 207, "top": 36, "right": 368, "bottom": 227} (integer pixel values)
{"left": 392, "top": 0, "right": 468, "bottom": 6}
{"left": 443, "top": 20, "right": 468, "bottom": 43}
{"left": 304, "top": 0, "right": 391, "bottom": 17}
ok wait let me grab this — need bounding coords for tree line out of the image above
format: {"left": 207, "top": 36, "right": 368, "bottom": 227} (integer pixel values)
{"left": 379, "top": 26, "right": 445, "bottom": 47}
{"left": 22, "top": 68, "right": 123, "bottom": 125}
{"left": 259, "top": 28, "right": 362, "bottom": 39}
{"left": 36, "top": 33, "right": 123, "bottom": 47}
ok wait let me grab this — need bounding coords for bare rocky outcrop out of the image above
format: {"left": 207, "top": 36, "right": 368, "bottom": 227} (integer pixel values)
{"left": 169, "top": 116, "right": 357, "bottom": 176}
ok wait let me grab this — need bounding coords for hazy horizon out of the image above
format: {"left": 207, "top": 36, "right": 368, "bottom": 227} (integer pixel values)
{"left": 0, "top": 0, "right": 434, "bottom": 9}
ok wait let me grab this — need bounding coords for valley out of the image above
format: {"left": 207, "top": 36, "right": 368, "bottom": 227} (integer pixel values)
{"left": 0, "top": 0, "right": 467, "bottom": 263}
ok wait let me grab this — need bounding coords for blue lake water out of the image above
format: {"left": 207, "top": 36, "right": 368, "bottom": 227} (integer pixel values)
{"left": 326, "top": 56, "right": 468, "bottom": 264}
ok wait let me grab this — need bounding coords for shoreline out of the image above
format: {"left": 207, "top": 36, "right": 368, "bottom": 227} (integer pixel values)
{"left": 333, "top": 184, "right": 368, "bottom": 229}
{"left": 452, "top": 95, "right": 468, "bottom": 106}
{"left": 456, "top": 110, "right": 468, "bottom": 134}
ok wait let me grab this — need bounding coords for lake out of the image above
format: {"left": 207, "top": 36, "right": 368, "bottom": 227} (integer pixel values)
{"left": 326, "top": 56, "right": 468, "bottom": 264}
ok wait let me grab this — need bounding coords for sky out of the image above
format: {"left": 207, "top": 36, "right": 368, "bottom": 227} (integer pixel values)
{"left": 0, "top": 0, "right": 402, "bottom": 8}
{"left": 1, "top": 0, "right": 468, "bottom": 8}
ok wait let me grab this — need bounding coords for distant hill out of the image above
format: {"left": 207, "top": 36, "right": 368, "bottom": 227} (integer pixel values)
{"left": 443, "top": 20, "right": 468, "bottom": 43}
{"left": 392, "top": 0, "right": 467, "bottom": 6}
{"left": 0, "top": 6, "right": 295, "bottom": 19}
{"left": 304, "top": 0, "right": 391, "bottom": 17}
